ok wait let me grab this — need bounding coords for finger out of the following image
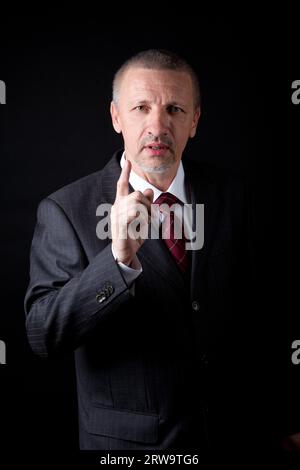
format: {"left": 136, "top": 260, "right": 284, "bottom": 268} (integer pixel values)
{"left": 143, "top": 188, "right": 154, "bottom": 204}
{"left": 116, "top": 159, "right": 131, "bottom": 198}
{"left": 128, "top": 191, "right": 152, "bottom": 213}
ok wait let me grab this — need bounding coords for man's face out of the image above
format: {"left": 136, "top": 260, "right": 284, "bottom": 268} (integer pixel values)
{"left": 111, "top": 67, "right": 200, "bottom": 179}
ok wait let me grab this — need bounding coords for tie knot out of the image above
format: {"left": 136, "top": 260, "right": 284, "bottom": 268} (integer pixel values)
{"left": 154, "top": 192, "right": 180, "bottom": 207}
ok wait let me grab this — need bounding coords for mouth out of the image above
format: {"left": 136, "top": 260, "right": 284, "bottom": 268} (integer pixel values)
{"left": 143, "top": 144, "right": 170, "bottom": 156}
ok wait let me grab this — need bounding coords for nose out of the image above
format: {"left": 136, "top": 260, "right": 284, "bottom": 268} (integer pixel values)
{"left": 146, "top": 108, "right": 169, "bottom": 137}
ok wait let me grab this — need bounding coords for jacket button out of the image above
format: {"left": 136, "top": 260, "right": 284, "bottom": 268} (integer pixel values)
{"left": 192, "top": 300, "right": 200, "bottom": 311}
{"left": 107, "top": 285, "right": 114, "bottom": 295}
{"left": 96, "top": 282, "right": 114, "bottom": 303}
{"left": 96, "top": 292, "right": 106, "bottom": 303}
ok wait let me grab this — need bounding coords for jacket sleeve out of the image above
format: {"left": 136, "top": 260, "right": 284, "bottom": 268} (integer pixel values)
{"left": 24, "top": 197, "right": 132, "bottom": 358}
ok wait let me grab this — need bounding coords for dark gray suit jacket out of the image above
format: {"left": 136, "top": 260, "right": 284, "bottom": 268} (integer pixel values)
{"left": 24, "top": 150, "right": 250, "bottom": 451}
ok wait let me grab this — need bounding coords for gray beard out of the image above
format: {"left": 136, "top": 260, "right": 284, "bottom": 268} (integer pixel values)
{"left": 137, "top": 162, "right": 172, "bottom": 174}
{"left": 134, "top": 154, "right": 175, "bottom": 174}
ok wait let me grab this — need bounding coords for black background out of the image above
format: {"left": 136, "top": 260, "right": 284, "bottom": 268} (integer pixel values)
{"left": 0, "top": 14, "right": 299, "bottom": 466}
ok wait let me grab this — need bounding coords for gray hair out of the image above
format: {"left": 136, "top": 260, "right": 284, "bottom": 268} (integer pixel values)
{"left": 112, "top": 49, "right": 201, "bottom": 109}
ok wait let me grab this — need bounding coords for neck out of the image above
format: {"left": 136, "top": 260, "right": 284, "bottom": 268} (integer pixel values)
{"left": 129, "top": 161, "right": 180, "bottom": 192}
{"left": 138, "top": 172, "right": 175, "bottom": 192}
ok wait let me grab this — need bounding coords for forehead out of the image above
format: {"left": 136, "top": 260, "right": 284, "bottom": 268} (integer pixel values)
{"left": 118, "top": 67, "right": 194, "bottom": 103}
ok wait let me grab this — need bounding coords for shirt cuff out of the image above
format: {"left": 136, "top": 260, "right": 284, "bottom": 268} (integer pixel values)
{"left": 111, "top": 244, "right": 142, "bottom": 286}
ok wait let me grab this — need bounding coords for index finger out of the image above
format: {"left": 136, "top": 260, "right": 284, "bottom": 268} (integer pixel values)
{"left": 116, "top": 159, "right": 131, "bottom": 197}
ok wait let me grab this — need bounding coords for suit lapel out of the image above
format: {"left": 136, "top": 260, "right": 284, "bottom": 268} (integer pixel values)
{"left": 137, "top": 237, "right": 186, "bottom": 291}
{"left": 100, "top": 151, "right": 123, "bottom": 205}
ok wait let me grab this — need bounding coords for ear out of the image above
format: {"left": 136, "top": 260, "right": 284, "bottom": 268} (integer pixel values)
{"left": 189, "top": 107, "right": 201, "bottom": 138}
{"left": 110, "top": 101, "right": 122, "bottom": 134}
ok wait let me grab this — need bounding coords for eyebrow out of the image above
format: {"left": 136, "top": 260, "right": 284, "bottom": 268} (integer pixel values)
{"left": 130, "top": 99, "right": 187, "bottom": 108}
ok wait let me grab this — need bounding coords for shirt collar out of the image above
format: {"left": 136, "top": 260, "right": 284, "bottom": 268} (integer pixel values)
{"left": 120, "top": 151, "right": 188, "bottom": 204}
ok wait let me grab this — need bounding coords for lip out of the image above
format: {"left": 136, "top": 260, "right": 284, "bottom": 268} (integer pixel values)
{"left": 143, "top": 145, "right": 169, "bottom": 156}
{"left": 145, "top": 142, "right": 169, "bottom": 149}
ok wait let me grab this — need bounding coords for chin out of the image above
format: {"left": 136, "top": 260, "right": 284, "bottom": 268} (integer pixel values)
{"left": 138, "top": 163, "right": 172, "bottom": 174}
{"left": 136, "top": 155, "right": 175, "bottom": 174}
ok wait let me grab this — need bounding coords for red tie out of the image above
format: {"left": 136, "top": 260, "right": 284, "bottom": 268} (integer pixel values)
{"left": 154, "top": 192, "right": 188, "bottom": 273}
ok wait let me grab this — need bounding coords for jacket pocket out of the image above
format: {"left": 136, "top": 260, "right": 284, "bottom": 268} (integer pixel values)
{"left": 87, "top": 403, "right": 159, "bottom": 444}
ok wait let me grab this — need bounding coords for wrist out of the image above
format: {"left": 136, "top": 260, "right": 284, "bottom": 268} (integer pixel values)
{"left": 118, "top": 256, "right": 133, "bottom": 267}
{"left": 112, "top": 244, "right": 133, "bottom": 267}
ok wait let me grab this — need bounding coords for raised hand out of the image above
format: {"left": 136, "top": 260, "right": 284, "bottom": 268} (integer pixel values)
{"left": 111, "top": 160, "right": 154, "bottom": 266}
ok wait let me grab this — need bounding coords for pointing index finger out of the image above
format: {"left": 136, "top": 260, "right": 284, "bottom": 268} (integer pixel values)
{"left": 116, "top": 159, "right": 131, "bottom": 197}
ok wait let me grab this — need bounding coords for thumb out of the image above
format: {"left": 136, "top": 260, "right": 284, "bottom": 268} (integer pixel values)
{"left": 143, "top": 188, "right": 154, "bottom": 204}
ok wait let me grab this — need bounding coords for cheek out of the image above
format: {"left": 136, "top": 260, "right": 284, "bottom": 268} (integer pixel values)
{"left": 174, "top": 125, "right": 190, "bottom": 144}
{"left": 122, "top": 125, "right": 138, "bottom": 143}
{"left": 125, "top": 118, "right": 143, "bottom": 136}
{"left": 123, "top": 128, "right": 145, "bottom": 153}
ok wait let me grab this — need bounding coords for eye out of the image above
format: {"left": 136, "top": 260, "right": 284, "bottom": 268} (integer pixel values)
{"left": 133, "top": 105, "right": 148, "bottom": 112}
{"left": 167, "top": 105, "right": 185, "bottom": 114}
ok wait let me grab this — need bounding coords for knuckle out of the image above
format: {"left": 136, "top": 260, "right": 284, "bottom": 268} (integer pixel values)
{"left": 134, "top": 191, "right": 143, "bottom": 202}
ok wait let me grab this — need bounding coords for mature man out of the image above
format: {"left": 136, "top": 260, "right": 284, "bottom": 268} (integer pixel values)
{"left": 24, "top": 49, "right": 251, "bottom": 453}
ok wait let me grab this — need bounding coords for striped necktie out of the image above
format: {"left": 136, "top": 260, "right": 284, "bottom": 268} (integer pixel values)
{"left": 154, "top": 192, "right": 188, "bottom": 273}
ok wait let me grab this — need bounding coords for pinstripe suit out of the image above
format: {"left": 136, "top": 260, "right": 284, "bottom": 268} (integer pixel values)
{"left": 24, "top": 150, "right": 249, "bottom": 451}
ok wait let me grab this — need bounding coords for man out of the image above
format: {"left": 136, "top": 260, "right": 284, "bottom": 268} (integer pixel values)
{"left": 24, "top": 49, "right": 251, "bottom": 453}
